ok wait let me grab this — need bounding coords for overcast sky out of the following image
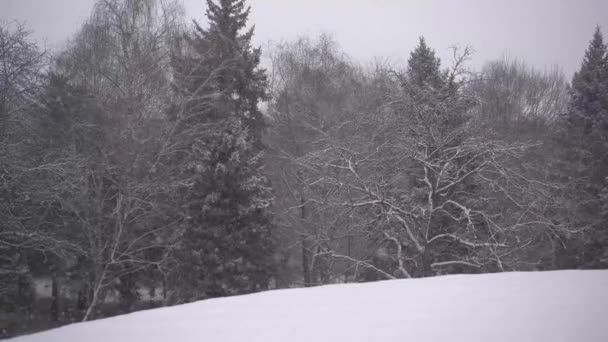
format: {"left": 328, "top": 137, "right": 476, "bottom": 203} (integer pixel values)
{"left": 1, "top": 0, "right": 607, "bottom": 77}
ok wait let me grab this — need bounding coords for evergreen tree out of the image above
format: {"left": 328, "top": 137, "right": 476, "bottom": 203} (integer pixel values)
{"left": 567, "top": 26, "right": 608, "bottom": 143}
{"left": 406, "top": 37, "right": 445, "bottom": 91}
{"left": 169, "top": 0, "right": 275, "bottom": 301}
{"left": 402, "top": 37, "right": 461, "bottom": 122}
{"left": 560, "top": 26, "right": 608, "bottom": 268}
{"left": 173, "top": 0, "right": 268, "bottom": 144}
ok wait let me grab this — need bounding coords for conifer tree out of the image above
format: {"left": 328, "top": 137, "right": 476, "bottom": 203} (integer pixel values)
{"left": 567, "top": 26, "right": 608, "bottom": 142}
{"left": 173, "top": 0, "right": 268, "bottom": 143}
{"left": 561, "top": 26, "right": 608, "bottom": 268}
{"left": 169, "top": 0, "right": 275, "bottom": 301}
{"left": 406, "top": 37, "right": 445, "bottom": 91}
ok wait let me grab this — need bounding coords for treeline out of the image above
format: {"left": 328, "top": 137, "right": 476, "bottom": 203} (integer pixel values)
{"left": 1, "top": 0, "right": 607, "bottom": 337}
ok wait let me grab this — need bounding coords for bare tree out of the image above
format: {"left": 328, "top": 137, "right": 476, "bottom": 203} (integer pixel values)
{"left": 469, "top": 59, "right": 569, "bottom": 125}
{"left": 287, "top": 49, "right": 574, "bottom": 279}
{"left": 267, "top": 35, "right": 381, "bottom": 285}
{"left": 42, "top": 0, "right": 185, "bottom": 320}
{"left": 0, "top": 21, "right": 52, "bottom": 313}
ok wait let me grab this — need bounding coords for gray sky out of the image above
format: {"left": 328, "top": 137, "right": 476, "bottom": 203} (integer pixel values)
{"left": 1, "top": 0, "right": 607, "bottom": 77}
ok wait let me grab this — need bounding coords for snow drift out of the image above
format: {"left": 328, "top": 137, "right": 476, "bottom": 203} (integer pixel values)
{"left": 9, "top": 270, "right": 608, "bottom": 342}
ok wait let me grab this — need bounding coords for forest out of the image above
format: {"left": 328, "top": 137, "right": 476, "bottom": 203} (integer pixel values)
{"left": 1, "top": 0, "right": 607, "bottom": 338}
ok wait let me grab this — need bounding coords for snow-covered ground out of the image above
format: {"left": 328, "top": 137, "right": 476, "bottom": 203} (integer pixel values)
{"left": 9, "top": 270, "right": 608, "bottom": 342}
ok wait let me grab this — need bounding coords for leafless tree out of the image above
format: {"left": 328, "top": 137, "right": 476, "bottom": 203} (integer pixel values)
{"left": 285, "top": 49, "right": 575, "bottom": 279}
{"left": 266, "top": 35, "right": 385, "bottom": 285}
{"left": 0, "top": 21, "right": 52, "bottom": 308}
{"left": 40, "top": 0, "right": 185, "bottom": 320}
{"left": 469, "top": 59, "right": 569, "bottom": 125}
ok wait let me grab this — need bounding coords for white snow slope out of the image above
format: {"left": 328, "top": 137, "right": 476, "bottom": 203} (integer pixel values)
{"left": 9, "top": 270, "right": 608, "bottom": 342}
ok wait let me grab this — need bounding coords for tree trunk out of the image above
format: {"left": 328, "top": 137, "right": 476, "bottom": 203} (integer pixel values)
{"left": 420, "top": 247, "right": 433, "bottom": 277}
{"left": 301, "top": 236, "right": 312, "bottom": 286}
{"left": 50, "top": 273, "right": 59, "bottom": 322}
{"left": 82, "top": 283, "right": 100, "bottom": 322}
{"left": 82, "top": 268, "right": 105, "bottom": 322}
{"left": 300, "top": 196, "right": 313, "bottom": 287}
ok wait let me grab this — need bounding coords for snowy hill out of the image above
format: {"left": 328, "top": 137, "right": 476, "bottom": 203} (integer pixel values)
{"left": 9, "top": 271, "right": 608, "bottom": 342}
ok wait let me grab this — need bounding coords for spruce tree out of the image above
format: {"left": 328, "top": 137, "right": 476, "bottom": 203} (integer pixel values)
{"left": 406, "top": 37, "right": 445, "bottom": 91}
{"left": 173, "top": 0, "right": 268, "bottom": 143}
{"left": 402, "top": 37, "right": 459, "bottom": 119}
{"left": 567, "top": 26, "right": 608, "bottom": 143}
{"left": 561, "top": 26, "right": 608, "bottom": 268}
{"left": 170, "top": 0, "right": 275, "bottom": 301}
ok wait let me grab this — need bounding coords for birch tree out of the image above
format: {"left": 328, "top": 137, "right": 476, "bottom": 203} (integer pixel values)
{"left": 44, "top": 0, "right": 184, "bottom": 320}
